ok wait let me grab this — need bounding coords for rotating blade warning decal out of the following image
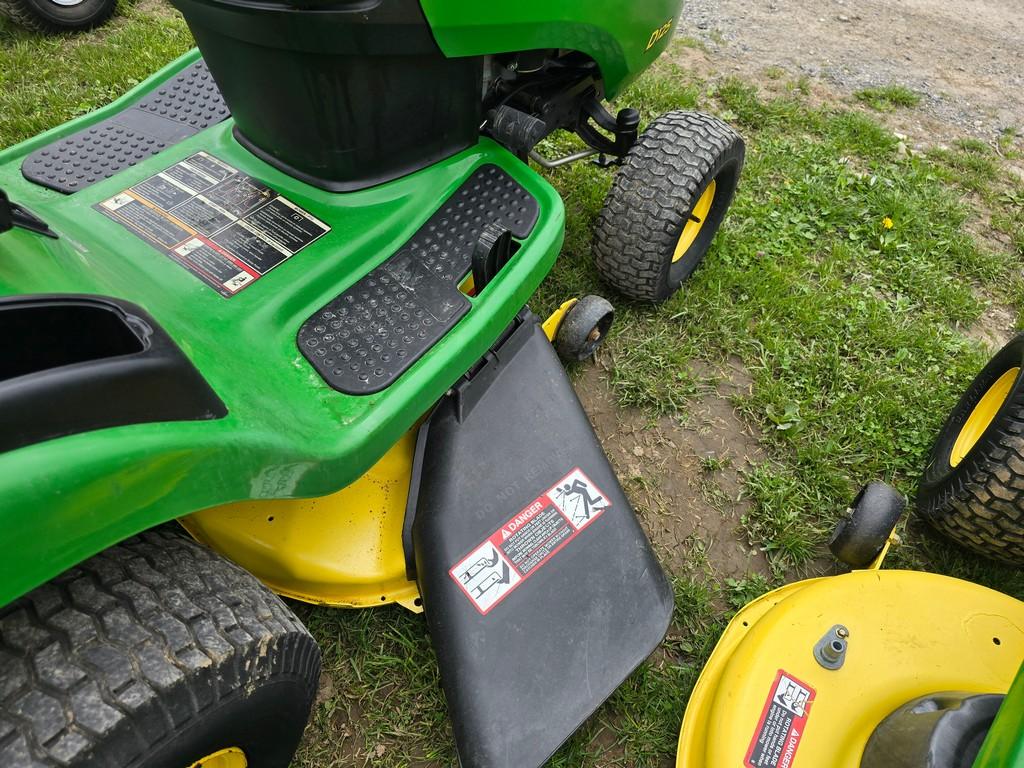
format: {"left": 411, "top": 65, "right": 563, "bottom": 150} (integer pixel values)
{"left": 449, "top": 467, "right": 610, "bottom": 615}
{"left": 95, "top": 152, "right": 330, "bottom": 297}
{"left": 745, "top": 670, "right": 815, "bottom": 768}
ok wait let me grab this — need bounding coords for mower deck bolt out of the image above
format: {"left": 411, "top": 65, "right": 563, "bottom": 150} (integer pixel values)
{"left": 813, "top": 624, "right": 850, "bottom": 670}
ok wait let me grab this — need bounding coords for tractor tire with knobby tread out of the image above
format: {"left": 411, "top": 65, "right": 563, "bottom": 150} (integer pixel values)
{"left": 0, "top": 0, "right": 115, "bottom": 33}
{"left": 918, "top": 333, "right": 1024, "bottom": 565}
{"left": 0, "top": 526, "right": 320, "bottom": 768}
{"left": 593, "top": 110, "right": 744, "bottom": 303}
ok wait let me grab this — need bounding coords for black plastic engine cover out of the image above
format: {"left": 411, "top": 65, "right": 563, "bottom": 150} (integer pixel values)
{"left": 170, "top": 0, "right": 481, "bottom": 191}
{"left": 408, "top": 313, "right": 673, "bottom": 768}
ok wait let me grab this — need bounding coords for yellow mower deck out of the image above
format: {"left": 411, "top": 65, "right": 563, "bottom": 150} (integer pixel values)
{"left": 677, "top": 570, "right": 1024, "bottom": 767}
{"left": 178, "top": 306, "right": 573, "bottom": 611}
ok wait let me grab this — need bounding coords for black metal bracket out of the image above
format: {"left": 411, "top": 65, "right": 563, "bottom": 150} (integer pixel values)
{"left": 574, "top": 98, "right": 640, "bottom": 162}
{"left": 0, "top": 189, "right": 59, "bottom": 239}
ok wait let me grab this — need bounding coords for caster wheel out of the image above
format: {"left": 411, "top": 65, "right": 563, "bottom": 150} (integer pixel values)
{"left": 918, "top": 332, "right": 1024, "bottom": 565}
{"left": 554, "top": 295, "right": 614, "bottom": 363}
{"left": 593, "top": 111, "right": 745, "bottom": 303}
{"left": 0, "top": 0, "right": 116, "bottom": 32}
{"left": 829, "top": 481, "right": 905, "bottom": 568}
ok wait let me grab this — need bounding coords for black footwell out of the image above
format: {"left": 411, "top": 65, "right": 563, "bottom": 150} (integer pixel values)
{"left": 297, "top": 164, "right": 539, "bottom": 395}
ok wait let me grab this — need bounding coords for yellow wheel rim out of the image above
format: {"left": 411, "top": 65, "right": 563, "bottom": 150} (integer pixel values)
{"left": 188, "top": 747, "right": 248, "bottom": 768}
{"left": 672, "top": 179, "right": 717, "bottom": 264}
{"left": 950, "top": 367, "right": 1019, "bottom": 468}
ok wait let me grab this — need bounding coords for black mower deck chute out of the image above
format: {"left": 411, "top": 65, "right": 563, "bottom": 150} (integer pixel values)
{"left": 408, "top": 313, "right": 673, "bottom": 766}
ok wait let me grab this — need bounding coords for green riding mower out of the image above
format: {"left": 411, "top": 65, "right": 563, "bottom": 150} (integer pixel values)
{"left": 0, "top": 2, "right": 745, "bottom": 766}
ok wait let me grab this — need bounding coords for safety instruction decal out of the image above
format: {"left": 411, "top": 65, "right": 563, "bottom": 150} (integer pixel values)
{"left": 449, "top": 468, "right": 610, "bottom": 615}
{"left": 745, "top": 670, "right": 815, "bottom": 768}
{"left": 95, "top": 152, "right": 330, "bottom": 297}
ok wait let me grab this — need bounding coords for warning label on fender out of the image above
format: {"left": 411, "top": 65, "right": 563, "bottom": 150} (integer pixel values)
{"left": 745, "top": 670, "right": 815, "bottom": 768}
{"left": 449, "top": 468, "right": 610, "bottom": 615}
{"left": 95, "top": 152, "right": 329, "bottom": 297}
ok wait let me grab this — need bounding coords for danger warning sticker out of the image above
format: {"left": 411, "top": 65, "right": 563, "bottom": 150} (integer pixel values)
{"left": 449, "top": 468, "right": 610, "bottom": 615}
{"left": 95, "top": 152, "right": 330, "bottom": 297}
{"left": 745, "top": 670, "right": 815, "bottom": 768}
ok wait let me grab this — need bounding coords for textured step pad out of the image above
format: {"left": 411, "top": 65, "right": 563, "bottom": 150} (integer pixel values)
{"left": 22, "top": 61, "right": 228, "bottom": 194}
{"left": 298, "top": 164, "right": 539, "bottom": 395}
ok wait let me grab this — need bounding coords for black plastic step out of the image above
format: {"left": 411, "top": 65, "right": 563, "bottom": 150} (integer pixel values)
{"left": 22, "top": 61, "right": 229, "bottom": 194}
{"left": 407, "top": 313, "right": 673, "bottom": 768}
{"left": 297, "top": 164, "right": 539, "bottom": 395}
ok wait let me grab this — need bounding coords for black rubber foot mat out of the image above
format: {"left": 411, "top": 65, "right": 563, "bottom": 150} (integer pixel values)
{"left": 298, "top": 164, "right": 539, "bottom": 395}
{"left": 22, "top": 61, "right": 228, "bottom": 194}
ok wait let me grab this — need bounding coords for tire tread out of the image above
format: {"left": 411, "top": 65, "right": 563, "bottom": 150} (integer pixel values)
{"left": 0, "top": 527, "right": 318, "bottom": 767}
{"left": 593, "top": 110, "right": 743, "bottom": 302}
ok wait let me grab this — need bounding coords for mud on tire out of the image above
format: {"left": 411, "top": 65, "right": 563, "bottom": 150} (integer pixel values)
{"left": 0, "top": 526, "right": 320, "bottom": 767}
{"left": 917, "top": 333, "right": 1024, "bottom": 565}
{"left": 593, "top": 110, "right": 744, "bottom": 303}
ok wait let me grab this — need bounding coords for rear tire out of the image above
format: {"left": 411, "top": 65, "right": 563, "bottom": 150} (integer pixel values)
{"left": 0, "top": 526, "right": 320, "bottom": 767}
{"left": 0, "top": 0, "right": 115, "bottom": 33}
{"left": 917, "top": 333, "right": 1024, "bottom": 565}
{"left": 593, "top": 111, "right": 744, "bottom": 303}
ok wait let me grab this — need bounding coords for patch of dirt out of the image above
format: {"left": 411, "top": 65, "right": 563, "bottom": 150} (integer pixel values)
{"left": 573, "top": 359, "right": 770, "bottom": 580}
{"left": 965, "top": 299, "right": 1017, "bottom": 351}
{"left": 678, "top": 0, "right": 1024, "bottom": 144}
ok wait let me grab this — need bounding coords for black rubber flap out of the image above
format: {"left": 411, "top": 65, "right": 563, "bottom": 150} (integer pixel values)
{"left": 410, "top": 315, "right": 673, "bottom": 768}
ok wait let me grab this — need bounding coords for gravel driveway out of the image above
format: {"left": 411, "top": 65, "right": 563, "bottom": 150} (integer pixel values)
{"left": 678, "top": 0, "right": 1024, "bottom": 141}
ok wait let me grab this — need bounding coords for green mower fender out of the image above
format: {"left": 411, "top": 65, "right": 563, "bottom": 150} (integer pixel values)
{"left": 420, "top": 0, "right": 684, "bottom": 99}
{"left": 0, "top": 50, "right": 566, "bottom": 609}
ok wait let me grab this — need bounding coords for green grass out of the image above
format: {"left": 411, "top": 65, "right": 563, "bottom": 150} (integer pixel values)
{"left": 854, "top": 84, "right": 923, "bottom": 111}
{"left": 3, "top": 15, "right": 1024, "bottom": 768}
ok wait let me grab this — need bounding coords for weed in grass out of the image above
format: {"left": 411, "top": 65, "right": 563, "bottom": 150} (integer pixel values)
{"left": 955, "top": 137, "right": 992, "bottom": 155}
{"left": 855, "top": 84, "right": 923, "bottom": 111}
{"left": 700, "top": 454, "right": 732, "bottom": 473}
{"left": 997, "top": 126, "right": 1022, "bottom": 159}
{"left": 724, "top": 574, "right": 774, "bottom": 610}
{"left": 927, "top": 145, "right": 1002, "bottom": 193}
{"left": 673, "top": 35, "right": 707, "bottom": 52}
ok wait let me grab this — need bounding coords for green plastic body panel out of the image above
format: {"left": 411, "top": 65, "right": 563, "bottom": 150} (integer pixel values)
{"left": 0, "top": 50, "right": 565, "bottom": 608}
{"left": 419, "top": 0, "right": 685, "bottom": 99}
{"left": 974, "top": 662, "right": 1024, "bottom": 768}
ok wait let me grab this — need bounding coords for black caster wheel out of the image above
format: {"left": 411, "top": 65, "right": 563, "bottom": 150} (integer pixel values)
{"left": 554, "top": 295, "right": 614, "bottom": 363}
{"left": 828, "top": 481, "right": 906, "bottom": 568}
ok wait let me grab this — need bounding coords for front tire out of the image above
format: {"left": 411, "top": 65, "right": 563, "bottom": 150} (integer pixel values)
{"left": 0, "top": 526, "right": 320, "bottom": 767}
{"left": 918, "top": 333, "right": 1024, "bottom": 565}
{"left": 593, "top": 111, "right": 745, "bottom": 303}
